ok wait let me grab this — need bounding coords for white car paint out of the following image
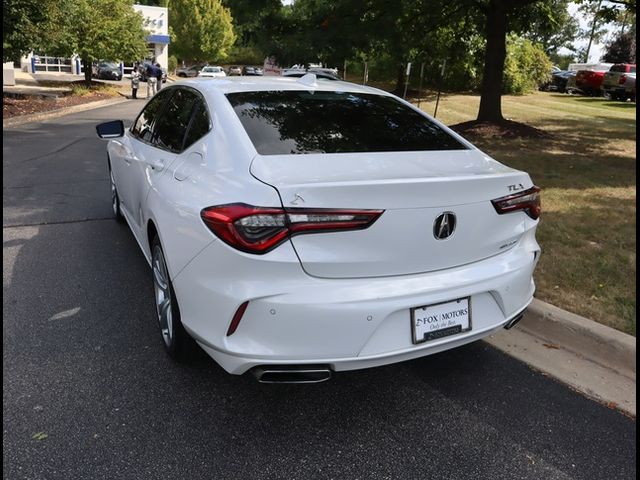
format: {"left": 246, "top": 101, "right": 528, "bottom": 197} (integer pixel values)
{"left": 103, "top": 76, "right": 540, "bottom": 376}
{"left": 197, "top": 66, "right": 226, "bottom": 78}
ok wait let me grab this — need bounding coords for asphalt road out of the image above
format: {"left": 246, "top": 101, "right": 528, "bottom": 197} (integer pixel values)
{"left": 3, "top": 101, "right": 636, "bottom": 480}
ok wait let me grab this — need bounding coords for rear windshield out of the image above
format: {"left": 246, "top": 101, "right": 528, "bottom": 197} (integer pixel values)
{"left": 611, "top": 64, "right": 635, "bottom": 72}
{"left": 226, "top": 90, "right": 467, "bottom": 155}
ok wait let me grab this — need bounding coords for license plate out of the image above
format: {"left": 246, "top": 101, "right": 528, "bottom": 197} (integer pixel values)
{"left": 411, "top": 297, "right": 471, "bottom": 344}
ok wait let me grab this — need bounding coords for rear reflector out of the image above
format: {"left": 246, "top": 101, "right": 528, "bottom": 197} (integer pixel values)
{"left": 227, "top": 301, "right": 249, "bottom": 336}
{"left": 201, "top": 203, "right": 383, "bottom": 254}
{"left": 491, "top": 186, "right": 541, "bottom": 220}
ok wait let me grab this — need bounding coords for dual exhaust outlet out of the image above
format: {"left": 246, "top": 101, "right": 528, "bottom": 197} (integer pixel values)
{"left": 251, "top": 365, "right": 332, "bottom": 384}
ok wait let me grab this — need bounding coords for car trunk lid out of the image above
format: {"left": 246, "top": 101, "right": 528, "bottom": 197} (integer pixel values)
{"left": 250, "top": 150, "right": 532, "bottom": 279}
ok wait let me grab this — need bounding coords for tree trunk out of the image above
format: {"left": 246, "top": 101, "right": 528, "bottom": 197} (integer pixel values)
{"left": 393, "top": 63, "right": 405, "bottom": 95}
{"left": 83, "top": 56, "right": 92, "bottom": 87}
{"left": 477, "top": 0, "right": 507, "bottom": 122}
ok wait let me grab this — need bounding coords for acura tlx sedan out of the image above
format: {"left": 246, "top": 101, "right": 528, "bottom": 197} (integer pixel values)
{"left": 96, "top": 74, "right": 541, "bottom": 383}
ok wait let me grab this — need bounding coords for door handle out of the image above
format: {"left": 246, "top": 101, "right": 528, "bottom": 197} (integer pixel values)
{"left": 123, "top": 155, "right": 134, "bottom": 164}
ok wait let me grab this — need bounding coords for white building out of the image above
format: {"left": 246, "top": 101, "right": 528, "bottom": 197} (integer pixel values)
{"left": 132, "top": 4, "right": 170, "bottom": 70}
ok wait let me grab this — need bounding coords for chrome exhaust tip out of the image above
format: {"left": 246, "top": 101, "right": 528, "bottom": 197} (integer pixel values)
{"left": 251, "top": 365, "right": 332, "bottom": 384}
{"left": 504, "top": 311, "right": 526, "bottom": 330}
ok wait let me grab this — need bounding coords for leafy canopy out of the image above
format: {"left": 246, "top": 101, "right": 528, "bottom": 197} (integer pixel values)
{"left": 170, "top": 0, "right": 236, "bottom": 63}
{"left": 41, "top": 0, "right": 148, "bottom": 64}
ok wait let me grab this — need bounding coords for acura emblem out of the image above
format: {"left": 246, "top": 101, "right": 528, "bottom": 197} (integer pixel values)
{"left": 433, "top": 212, "right": 456, "bottom": 240}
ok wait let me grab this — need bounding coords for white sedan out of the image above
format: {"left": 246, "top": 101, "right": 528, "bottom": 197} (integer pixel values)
{"left": 197, "top": 66, "right": 226, "bottom": 78}
{"left": 96, "top": 75, "right": 541, "bottom": 383}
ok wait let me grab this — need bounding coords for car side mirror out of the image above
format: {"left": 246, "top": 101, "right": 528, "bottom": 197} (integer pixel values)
{"left": 96, "top": 120, "right": 125, "bottom": 139}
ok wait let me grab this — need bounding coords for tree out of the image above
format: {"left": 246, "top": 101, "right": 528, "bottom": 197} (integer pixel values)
{"left": 469, "top": 0, "right": 569, "bottom": 122}
{"left": 42, "top": 0, "right": 148, "bottom": 85}
{"left": 170, "top": 0, "right": 236, "bottom": 63}
{"left": 3, "top": 0, "right": 53, "bottom": 62}
{"left": 601, "top": 31, "right": 636, "bottom": 62}
{"left": 522, "top": 0, "right": 580, "bottom": 56}
{"left": 576, "top": 0, "right": 637, "bottom": 62}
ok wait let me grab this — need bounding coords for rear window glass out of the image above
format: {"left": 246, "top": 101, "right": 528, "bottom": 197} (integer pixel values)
{"left": 610, "top": 64, "right": 633, "bottom": 72}
{"left": 225, "top": 91, "right": 467, "bottom": 155}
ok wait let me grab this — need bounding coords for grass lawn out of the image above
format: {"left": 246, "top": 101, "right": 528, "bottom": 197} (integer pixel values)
{"left": 416, "top": 92, "right": 636, "bottom": 335}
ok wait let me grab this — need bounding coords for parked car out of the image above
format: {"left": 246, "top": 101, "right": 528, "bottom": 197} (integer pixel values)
{"left": 539, "top": 66, "right": 567, "bottom": 91}
{"left": 228, "top": 65, "right": 242, "bottom": 76}
{"left": 574, "top": 68, "right": 609, "bottom": 96}
{"left": 198, "top": 66, "right": 226, "bottom": 78}
{"left": 96, "top": 77, "right": 540, "bottom": 382}
{"left": 602, "top": 64, "right": 637, "bottom": 101}
{"left": 563, "top": 72, "right": 580, "bottom": 94}
{"left": 176, "top": 64, "right": 204, "bottom": 78}
{"left": 139, "top": 62, "right": 167, "bottom": 83}
{"left": 242, "top": 66, "right": 263, "bottom": 76}
{"left": 543, "top": 70, "right": 575, "bottom": 93}
{"left": 93, "top": 61, "right": 122, "bottom": 81}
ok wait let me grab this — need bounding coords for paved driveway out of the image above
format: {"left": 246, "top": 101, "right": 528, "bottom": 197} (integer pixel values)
{"left": 3, "top": 102, "right": 636, "bottom": 480}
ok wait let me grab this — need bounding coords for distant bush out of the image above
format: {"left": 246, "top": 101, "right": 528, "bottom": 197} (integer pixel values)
{"left": 503, "top": 35, "right": 553, "bottom": 95}
{"left": 168, "top": 55, "right": 178, "bottom": 74}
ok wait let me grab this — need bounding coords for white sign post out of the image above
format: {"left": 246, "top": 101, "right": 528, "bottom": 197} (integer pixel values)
{"left": 403, "top": 62, "right": 412, "bottom": 99}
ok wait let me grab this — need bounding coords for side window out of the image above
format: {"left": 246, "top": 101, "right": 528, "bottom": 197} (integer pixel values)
{"left": 183, "top": 101, "right": 212, "bottom": 150}
{"left": 152, "top": 89, "right": 198, "bottom": 153}
{"left": 130, "top": 90, "right": 172, "bottom": 143}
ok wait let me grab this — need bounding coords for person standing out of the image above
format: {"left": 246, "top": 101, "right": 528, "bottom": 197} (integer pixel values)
{"left": 146, "top": 63, "right": 158, "bottom": 97}
{"left": 131, "top": 64, "right": 140, "bottom": 99}
{"left": 155, "top": 63, "right": 164, "bottom": 91}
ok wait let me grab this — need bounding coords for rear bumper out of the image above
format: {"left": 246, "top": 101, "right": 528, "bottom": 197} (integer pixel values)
{"left": 603, "top": 85, "right": 633, "bottom": 95}
{"left": 173, "top": 226, "right": 540, "bottom": 375}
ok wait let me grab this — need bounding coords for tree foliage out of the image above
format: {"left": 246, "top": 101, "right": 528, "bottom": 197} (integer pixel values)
{"left": 522, "top": 0, "right": 580, "bottom": 55}
{"left": 170, "top": 0, "right": 236, "bottom": 63}
{"left": 3, "top": 0, "right": 53, "bottom": 62}
{"left": 601, "top": 32, "right": 636, "bottom": 62}
{"left": 40, "top": 0, "right": 148, "bottom": 85}
{"left": 503, "top": 35, "right": 553, "bottom": 94}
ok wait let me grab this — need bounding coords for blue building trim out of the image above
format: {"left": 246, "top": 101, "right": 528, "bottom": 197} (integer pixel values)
{"left": 146, "top": 34, "right": 170, "bottom": 44}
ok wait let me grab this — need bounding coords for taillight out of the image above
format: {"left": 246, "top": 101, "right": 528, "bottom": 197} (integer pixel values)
{"left": 491, "top": 186, "right": 541, "bottom": 220}
{"left": 201, "top": 203, "right": 383, "bottom": 254}
{"left": 619, "top": 75, "right": 627, "bottom": 84}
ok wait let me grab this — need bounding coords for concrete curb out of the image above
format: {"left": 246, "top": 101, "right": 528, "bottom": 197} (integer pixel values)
{"left": 3, "top": 97, "right": 129, "bottom": 128}
{"left": 520, "top": 299, "right": 636, "bottom": 378}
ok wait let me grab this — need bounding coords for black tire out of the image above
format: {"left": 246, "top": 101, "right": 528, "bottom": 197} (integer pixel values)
{"left": 108, "top": 161, "right": 124, "bottom": 223}
{"left": 150, "top": 235, "right": 194, "bottom": 360}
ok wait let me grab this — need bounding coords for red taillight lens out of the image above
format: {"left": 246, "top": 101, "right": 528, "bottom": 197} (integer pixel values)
{"left": 201, "top": 203, "right": 383, "bottom": 254}
{"left": 491, "top": 186, "right": 541, "bottom": 220}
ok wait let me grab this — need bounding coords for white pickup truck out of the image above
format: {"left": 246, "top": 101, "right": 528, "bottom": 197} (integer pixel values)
{"left": 602, "top": 64, "right": 636, "bottom": 101}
